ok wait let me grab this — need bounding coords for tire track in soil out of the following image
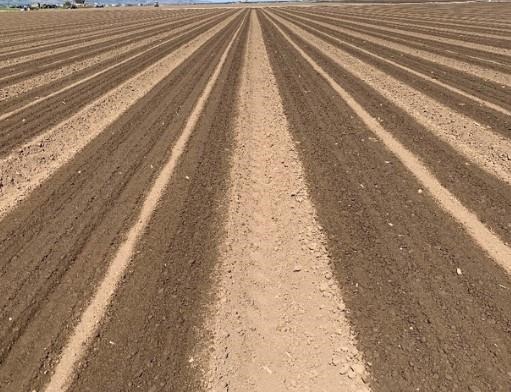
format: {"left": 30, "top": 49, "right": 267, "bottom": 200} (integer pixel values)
{"left": 0, "top": 14, "right": 244, "bottom": 392}
{"left": 0, "top": 12, "right": 233, "bottom": 157}
{"left": 260, "top": 11, "right": 511, "bottom": 392}
{"left": 64, "top": 14, "right": 248, "bottom": 392}
{"left": 266, "top": 10, "right": 511, "bottom": 251}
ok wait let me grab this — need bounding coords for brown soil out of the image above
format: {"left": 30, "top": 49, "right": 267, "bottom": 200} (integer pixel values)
{"left": 205, "top": 11, "right": 368, "bottom": 391}
{"left": 0, "top": 4, "right": 509, "bottom": 392}
{"left": 260, "top": 11, "right": 511, "bottom": 391}
{"left": 0, "top": 13, "right": 245, "bottom": 391}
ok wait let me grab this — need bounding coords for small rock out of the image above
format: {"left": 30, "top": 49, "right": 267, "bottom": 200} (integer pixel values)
{"left": 417, "top": 188, "right": 423, "bottom": 194}
{"left": 351, "top": 363, "right": 365, "bottom": 375}
{"left": 339, "top": 364, "right": 349, "bottom": 375}
{"left": 331, "top": 357, "right": 341, "bottom": 366}
{"left": 293, "top": 266, "right": 302, "bottom": 272}
{"left": 456, "top": 268, "right": 462, "bottom": 275}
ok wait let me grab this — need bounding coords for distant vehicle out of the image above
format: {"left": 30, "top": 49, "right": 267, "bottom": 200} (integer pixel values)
{"left": 94, "top": 2, "right": 104, "bottom": 7}
{"left": 154, "top": 1, "right": 158, "bottom": 6}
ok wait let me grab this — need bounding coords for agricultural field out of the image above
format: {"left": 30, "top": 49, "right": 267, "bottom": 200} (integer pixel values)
{"left": 0, "top": 2, "right": 510, "bottom": 391}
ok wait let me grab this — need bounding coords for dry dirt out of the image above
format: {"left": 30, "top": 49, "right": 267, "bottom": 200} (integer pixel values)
{"left": 205, "top": 12, "right": 368, "bottom": 391}
{"left": 0, "top": 3, "right": 510, "bottom": 392}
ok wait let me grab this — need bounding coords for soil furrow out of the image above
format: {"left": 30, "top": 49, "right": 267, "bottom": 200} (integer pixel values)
{"left": 288, "top": 8, "right": 511, "bottom": 74}
{"left": 267, "top": 10, "right": 511, "bottom": 253}
{"left": 281, "top": 9, "right": 511, "bottom": 92}
{"left": 281, "top": 9, "right": 511, "bottom": 88}
{"left": 260, "top": 11, "right": 511, "bottom": 392}
{"left": 206, "top": 11, "right": 369, "bottom": 392}
{"left": 0, "top": 14, "right": 188, "bottom": 66}
{"left": 0, "top": 12, "right": 232, "bottom": 157}
{"left": 0, "top": 12, "right": 215, "bottom": 88}
{"left": 315, "top": 4, "right": 511, "bottom": 29}
{"left": 0, "top": 10, "right": 230, "bottom": 116}
{"left": 0, "top": 12, "right": 229, "bottom": 104}
{"left": 0, "top": 13, "right": 187, "bottom": 58}
{"left": 0, "top": 4, "right": 510, "bottom": 392}
{"left": 0, "top": 10, "right": 208, "bottom": 51}
{"left": 306, "top": 9, "right": 511, "bottom": 49}
{"left": 64, "top": 14, "right": 248, "bottom": 392}
{"left": 0, "top": 14, "right": 244, "bottom": 392}
{"left": 0, "top": 10, "right": 187, "bottom": 41}
{"left": 311, "top": 8, "right": 511, "bottom": 37}
{"left": 275, "top": 10, "right": 511, "bottom": 133}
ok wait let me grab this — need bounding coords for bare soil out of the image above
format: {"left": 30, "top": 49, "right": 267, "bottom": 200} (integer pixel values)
{"left": 0, "top": 4, "right": 509, "bottom": 392}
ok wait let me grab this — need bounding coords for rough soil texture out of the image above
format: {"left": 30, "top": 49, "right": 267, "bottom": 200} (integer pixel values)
{"left": 266, "top": 10, "right": 511, "bottom": 248}
{"left": 0, "top": 12, "right": 236, "bottom": 156}
{"left": 0, "top": 13, "right": 220, "bottom": 102}
{"left": 286, "top": 8, "right": 511, "bottom": 87}
{"left": 271, "top": 11, "right": 511, "bottom": 185}
{"left": 205, "top": 11, "right": 369, "bottom": 392}
{"left": 0, "top": 4, "right": 510, "bottom": 392}
{"left": 66, "top": 14, "right": 249, "bottom": 392}
{"left": 260, "top": 11, "right": 511, "bottom": 391}
{"left": 0, "top": 12, "right": 246, "bottom": 391}
{"left": 0, "top": 11, "right": 239, "bottom": 219}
